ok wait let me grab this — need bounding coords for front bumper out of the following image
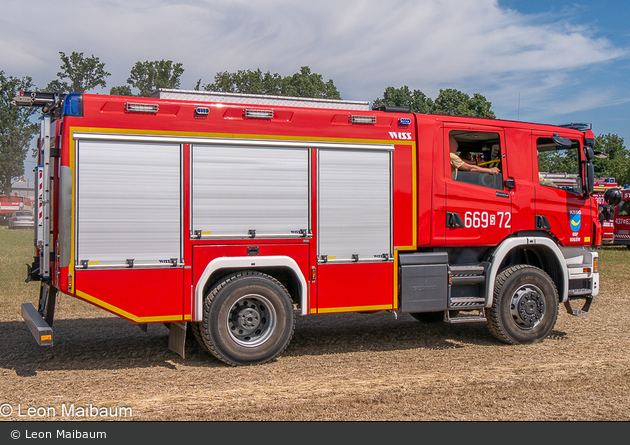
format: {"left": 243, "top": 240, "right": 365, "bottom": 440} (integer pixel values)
{"left": 563, "top": 249, "right": 598, "bottom": 316}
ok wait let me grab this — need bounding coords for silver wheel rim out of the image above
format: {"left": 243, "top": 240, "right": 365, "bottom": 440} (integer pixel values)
{"left": 227, "top": 294, "right": 277, "bottom": 347}
{"left": 509, "top": 284, "right": 546, "bottom": 330}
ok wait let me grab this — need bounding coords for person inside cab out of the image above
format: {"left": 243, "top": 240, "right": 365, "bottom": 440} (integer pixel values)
{"left": 449, "top": 134, "right": 501, "bottom": 180}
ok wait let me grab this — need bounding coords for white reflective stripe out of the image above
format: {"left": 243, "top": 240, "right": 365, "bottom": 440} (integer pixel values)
{"left": 486, "top": 237, "right": 569, "bottom": 305}
{"left": 193, "top": 256, "right": 308, "bottom": 321}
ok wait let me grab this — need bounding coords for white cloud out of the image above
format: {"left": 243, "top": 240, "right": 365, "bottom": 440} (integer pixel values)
{"left": 0, "top": 0, "right": 627, "bottom": 124}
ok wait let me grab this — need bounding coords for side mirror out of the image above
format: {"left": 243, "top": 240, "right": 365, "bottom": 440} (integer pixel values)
{"left": 584, "top": 161, "right": 594, "bottom": 196}
{"left": 552, "top": 133, "right": 573, "bottom": 148}
{"left": 604, "top": 188, "right": 622, "bottom": 206}
{"left": 593, "top": 151, "right": 608, "bottom": 159}
{"left": 585, "top": 146, "right": 594, "bottom": 161}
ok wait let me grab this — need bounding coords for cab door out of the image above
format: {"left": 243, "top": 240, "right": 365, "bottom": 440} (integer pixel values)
{"left": 444, "top": 124, "right": 513, "bottom": 248}
{"left": 533, "top": 131, "right": 592, "bottom": 246}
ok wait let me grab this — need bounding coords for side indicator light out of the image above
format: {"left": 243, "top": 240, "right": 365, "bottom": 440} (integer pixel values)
{"left": 244, "top": 109, "right": 274, "bottom": 119}
{"left": 350, "top": 115, "right": 376, "bottom": 125}
{"left": 125, "top": 102, "right": 159, "bottom": 114}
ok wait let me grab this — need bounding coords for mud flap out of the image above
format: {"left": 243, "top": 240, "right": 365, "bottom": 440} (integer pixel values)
{"left": 37, "top": 282, "right": 57, "bottom": 327}
{"left": 564, "top": 297, "right": 593, "bottom": 316}
{"left": 168, "top": 321, "right": 187, "bottom": 359}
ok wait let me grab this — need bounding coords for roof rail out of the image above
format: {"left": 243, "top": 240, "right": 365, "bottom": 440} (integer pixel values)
{"left": 151, "top": 88, "right": 371, "bottom": 111}
{"left": 558, "top": 122, "right": 592, "bottom": 131}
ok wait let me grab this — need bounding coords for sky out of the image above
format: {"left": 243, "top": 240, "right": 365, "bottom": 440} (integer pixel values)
{"left": 1, "top": 0, "right": 628, "bottom": 176}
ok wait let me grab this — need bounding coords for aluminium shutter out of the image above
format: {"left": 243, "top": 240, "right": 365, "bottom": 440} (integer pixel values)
{"left": 76, "top": 140, "right": 181, "bottom": 267}
{"left": 191, "top": 145, "right": 309, "bottom": 238}
{"left": 318, "top": 149, "right": 392, "bottom": 262}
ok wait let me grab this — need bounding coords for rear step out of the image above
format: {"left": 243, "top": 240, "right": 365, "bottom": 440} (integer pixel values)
{"left": 445, "top": 309, "right": 487, "bottom": 324}
{"left": 21, "top": 303, "right": 53, "bottom": 346}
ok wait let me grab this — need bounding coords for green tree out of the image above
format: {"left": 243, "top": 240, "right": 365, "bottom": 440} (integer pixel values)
{"left": 593, "top": 133, "right": 630, "bottom": 186}
{"left": 281, "top": 66, "right": 341, "bottom": 99}
{"left": 120, "top": 60, "right": 185, "bottom": 97}
{"left": 205, "top": 68, "right": 283, "bottom": 95}
{"left": 45, "top": 51, "right": 110, "bottom": 94}
{"left": 0, "top": 72, "right": 39, "bottom": 195}
{"left": 109, "top": 85, "right": 133, "bottom": 96}
{"left": 373, "top": 86, "right": 496, "bottom": 118}
{"left": 372, "top": 86, "right": 433, "bottom": 114}
{"left": 204, "top": 66, "right": 341, "bottom": 99}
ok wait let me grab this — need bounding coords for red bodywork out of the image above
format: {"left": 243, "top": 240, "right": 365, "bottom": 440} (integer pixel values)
{"left": 613, "top": 190, "right": 630, "bottom": 246}
{"left": 43, "top": 93, "right": 597, "bottom": 323}
{"left": 0, "top": 195, "right": 25, "bottom": 219}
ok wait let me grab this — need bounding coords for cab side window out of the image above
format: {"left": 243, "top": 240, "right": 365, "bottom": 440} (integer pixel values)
{"left": 449, "top": 130, "right": 503, "bottom": 190}
{"left": 537, "top": 137, "right": 581, "bottom": 193}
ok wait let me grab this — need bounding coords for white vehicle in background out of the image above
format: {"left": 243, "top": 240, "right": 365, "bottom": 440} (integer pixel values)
{"left": 8, "top": 210, "right": 35, "bottom": 229}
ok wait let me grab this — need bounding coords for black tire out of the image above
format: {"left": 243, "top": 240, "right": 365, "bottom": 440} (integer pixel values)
{"left": 486, "top": 265, "right": 558, "bottom": 345}
{"left": 409, "top": 311, "right": 444, "bottom": 323}
{"left": 190, "top": 321, "right": 211, "bottom": 353}
{"left": 200, "top": 271, "right": 295, "bottom": 366}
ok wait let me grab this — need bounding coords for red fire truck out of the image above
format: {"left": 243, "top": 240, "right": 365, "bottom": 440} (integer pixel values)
{"left": 613, "top": 189, "right": 630, "bottom": 248}
{"left": 12, "top": 89, "right": 608, "bottom": 366}
{"left": 0, "top": 195, "right": 25, "bottom": 222}
{"left": 593, "top": 178, "right": 619, "bottom": 244}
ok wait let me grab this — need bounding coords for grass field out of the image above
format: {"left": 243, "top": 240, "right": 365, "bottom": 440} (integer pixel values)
{"left": 1, "top": 225, "right": 629, "bottom": 421}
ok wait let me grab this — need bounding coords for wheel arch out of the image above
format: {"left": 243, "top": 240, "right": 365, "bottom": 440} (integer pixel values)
{"left": 193, "top": 256, "right": 309, "bottom": 321}
{"left": 486, "top": 235, "right": 568, "bottom": 307}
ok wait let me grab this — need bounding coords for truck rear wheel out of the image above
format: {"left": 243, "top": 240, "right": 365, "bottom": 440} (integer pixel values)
{"left": 200, "top": 271, "right": 295, "bottom": 366}
{"left": 486, "top": 265, "right": 558, "bottom": 345}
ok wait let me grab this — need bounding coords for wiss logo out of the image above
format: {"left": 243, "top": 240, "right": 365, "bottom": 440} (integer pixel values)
{"left": 389, "top": 132, "right": 412, "bottom": 140}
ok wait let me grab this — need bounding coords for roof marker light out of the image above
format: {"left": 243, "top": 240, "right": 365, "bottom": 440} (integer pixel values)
{"left": 350, "top": 115, "right": 376, "bottom": 125}
{"left": 125, "top": 102, "right": 159, "bottom": 114}
{"left": 244, "top": 109, "right": 274, "bottom": 119}
{"left": 62, "top": 93, "right": 83, "bottom": 117}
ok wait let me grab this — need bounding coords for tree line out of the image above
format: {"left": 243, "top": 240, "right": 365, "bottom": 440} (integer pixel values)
{"left": 1, "top": 51, "right": 628, "bottom": 194}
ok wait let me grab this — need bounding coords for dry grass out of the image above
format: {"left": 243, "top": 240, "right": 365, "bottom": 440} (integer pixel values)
{"left": 1, "top": 225, "right": 629, "bottom": 421}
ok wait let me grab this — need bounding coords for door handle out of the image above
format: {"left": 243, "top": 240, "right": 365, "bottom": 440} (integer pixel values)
{"left": 446, "top": 212, "right": 465, "bottom": 228}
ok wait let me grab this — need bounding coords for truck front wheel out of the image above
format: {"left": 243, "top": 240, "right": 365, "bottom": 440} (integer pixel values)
{"left": 200, "top": 271, "right": 295, "bottom": 366}
{"left": 486, "top": 265, "right": 558, "bottom": 345}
